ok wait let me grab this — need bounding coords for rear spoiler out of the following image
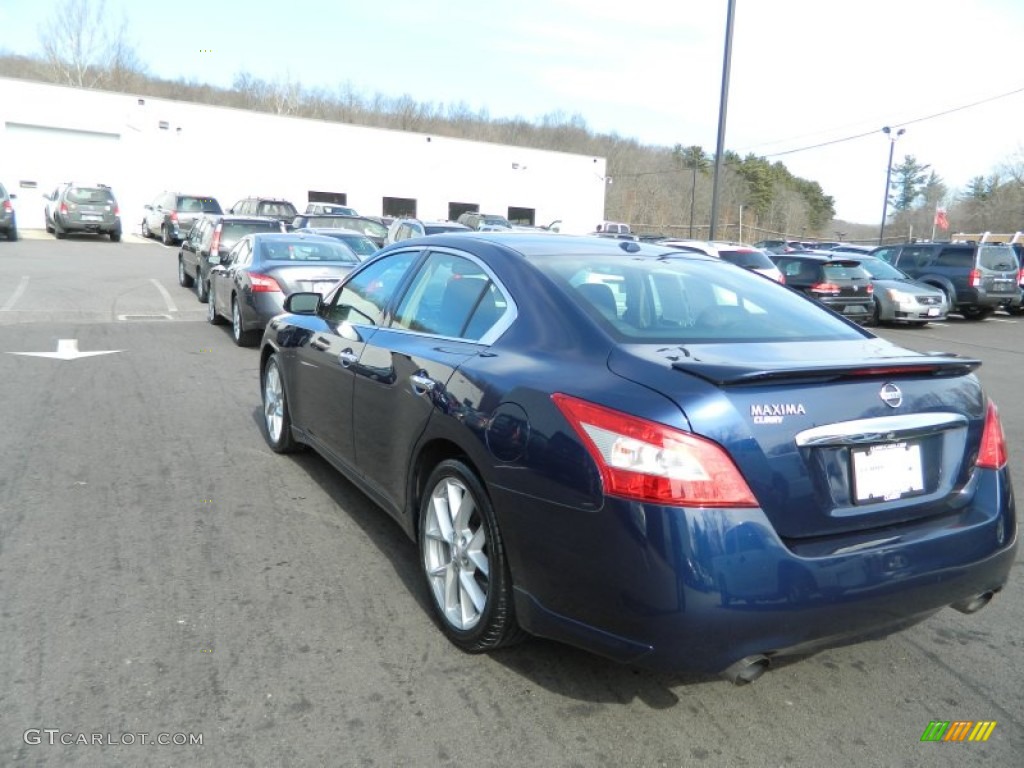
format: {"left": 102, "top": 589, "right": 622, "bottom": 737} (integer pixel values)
{"left": 671, "top": 355, "right": 981, "bottom": 386}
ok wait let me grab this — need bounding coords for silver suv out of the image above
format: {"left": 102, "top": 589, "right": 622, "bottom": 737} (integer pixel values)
{"left": 46, "top": 183, "right": 122, "bottom": 241}
{"left": 456, "top": 211, "right": 511, "bottom": 230}
{"left": 385, "top": 218, "right": 470, "bottom": 245}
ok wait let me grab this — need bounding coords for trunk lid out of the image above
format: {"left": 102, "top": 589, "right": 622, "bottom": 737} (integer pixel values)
{"left": 609, "top": 339, "right": 985, "bottom": 539}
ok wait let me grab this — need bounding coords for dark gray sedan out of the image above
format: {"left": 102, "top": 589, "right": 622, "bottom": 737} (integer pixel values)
{"left": 207, "top": 232, "right": 362, "bottom": 346}
{"left": 835, "top": 253, "right": 949, "bottom": 325}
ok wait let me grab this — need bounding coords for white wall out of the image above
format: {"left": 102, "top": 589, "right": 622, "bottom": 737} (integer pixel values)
{"left": 0, "top": 77, "right": 607, "bottom": 233}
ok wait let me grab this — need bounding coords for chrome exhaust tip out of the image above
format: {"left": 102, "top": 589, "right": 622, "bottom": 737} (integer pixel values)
{"left": 951, "top": 591, "right": 994, "bottom": 614}
{"left": 721, "top": 655, "right": 770, "bottom": 686}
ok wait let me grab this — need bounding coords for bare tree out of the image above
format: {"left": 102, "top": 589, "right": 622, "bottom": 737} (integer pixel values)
{"left": 38, "top": 0, "right": 144, "bottom": 89}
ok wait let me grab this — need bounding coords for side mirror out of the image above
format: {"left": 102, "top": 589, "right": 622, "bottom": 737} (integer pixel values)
{"left": 9, "top": 193, "right": 16, "bottom": 200}
{"left": 284, "top": 292, "right": 321, "bottom": 315}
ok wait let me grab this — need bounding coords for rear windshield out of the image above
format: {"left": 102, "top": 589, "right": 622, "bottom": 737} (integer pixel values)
{"left": 822, "top": 263, "right": 870, "bottom": 281}
{"left": 528, "top": 253, "right": 868, "bottom": 343}
{"left": 853, "top": 257, "right": 907, "bottom": 280}
{"left": 258, "top": 202, "right": 297, "bottom": 217}
{"left": 424, "top": 224, "right": 468, "bottom": 235}
{"left": 718, "top": 248, "right": 775, "bottom": 269}
{"left": 220, "top": 220, "right": 283, "bottom": 248}
{"left": 178, "top": 196, "right": 222, "bottom": 213}
{"left": 977, "top": 244, "right": 1017, "bottom": 271}
{"left": 308, "top": 231, "right": 379, "bottom": 258}
{"left": 67, "top": 187, "right": 115, "bottom": 204}
{"left": 309, "top": 216, "right": 388, "bottom": 238}
{"left": 259, "top": 239, "right": 359, "bottom": 264}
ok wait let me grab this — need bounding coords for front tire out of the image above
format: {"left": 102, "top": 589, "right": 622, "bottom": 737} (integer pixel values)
{"left": 141, "top": 219, "right": 151, "bottom": 238}
{"left": 261, "top": 354, "right": 303, "bottom": 453}
{"left": 419, "top": 459, "right": 524, "bottom": 652}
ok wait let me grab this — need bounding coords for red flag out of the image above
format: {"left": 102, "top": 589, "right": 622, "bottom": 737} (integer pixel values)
{"left": 935, "top": 207, "right": 949, "bottom": 231}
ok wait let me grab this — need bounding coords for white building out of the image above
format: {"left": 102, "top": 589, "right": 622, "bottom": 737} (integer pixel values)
{"left": 0, "top": 77, "right": 608, "bottom": 234}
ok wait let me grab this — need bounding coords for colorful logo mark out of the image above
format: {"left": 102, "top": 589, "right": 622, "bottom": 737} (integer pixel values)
{"left": 920, "top": 721, "right": 997, "bottom": 742}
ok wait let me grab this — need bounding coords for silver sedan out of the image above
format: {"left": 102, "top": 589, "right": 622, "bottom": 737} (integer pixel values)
{"left": 827, "top": 253, "right": 948, "bottom": 325}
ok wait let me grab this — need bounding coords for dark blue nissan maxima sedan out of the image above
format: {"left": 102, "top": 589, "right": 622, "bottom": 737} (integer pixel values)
{"left": 258, "top": 232, "right": 1016, "bottom": 683}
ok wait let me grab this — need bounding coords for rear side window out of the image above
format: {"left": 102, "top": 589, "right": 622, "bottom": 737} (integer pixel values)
{"left": 935, "top": 248, "right": 972, "bottom": 268}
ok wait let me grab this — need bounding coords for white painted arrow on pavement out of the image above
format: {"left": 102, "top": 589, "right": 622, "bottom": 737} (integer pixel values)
{"left": 8, "top": 339, "right": 123, "bottom": 361}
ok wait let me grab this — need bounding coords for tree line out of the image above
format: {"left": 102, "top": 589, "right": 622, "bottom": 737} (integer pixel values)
{"left": 3, "top": 0, "right": 1020, "bottom": 244}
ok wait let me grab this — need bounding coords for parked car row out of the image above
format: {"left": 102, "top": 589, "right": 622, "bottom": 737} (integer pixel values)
{"left": 175, "top": 212, "right": 381, "bottom": 343}
{"left": 226, "top": 230, "right": 1014, "bottom": 684}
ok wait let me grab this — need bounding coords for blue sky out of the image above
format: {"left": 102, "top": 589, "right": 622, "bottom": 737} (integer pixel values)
{"left": 2, "top": 0, "right": 1023, "bottom": 224}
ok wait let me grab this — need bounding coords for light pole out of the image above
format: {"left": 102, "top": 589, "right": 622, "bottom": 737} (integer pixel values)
{"left": 878, "top": 126, "right": 905, "bottom": 245}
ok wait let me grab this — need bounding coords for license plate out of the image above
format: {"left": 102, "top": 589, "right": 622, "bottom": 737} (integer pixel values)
{"left": 843, "top": 305, "right": 864, "bottom": 315}
{"left": 81, "top": 214, "right": 102, "bottom": 222}
{"left": 927, "top": 307, "right": 940, "bottom": 317}
{"left": 852, "top": 442, "right": 924, "bottom": 503}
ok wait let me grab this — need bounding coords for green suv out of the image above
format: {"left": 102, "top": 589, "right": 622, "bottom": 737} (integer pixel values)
{"left": 46, "top": 183, "right": 123, "bottom": 241}
{"left": 871, "top": 241, "right": 1020, "bottom": 319}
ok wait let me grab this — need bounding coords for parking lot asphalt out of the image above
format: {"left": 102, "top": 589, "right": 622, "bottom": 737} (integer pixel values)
{"left": 1, "top": 236, "right": 1021, "bottom": 767}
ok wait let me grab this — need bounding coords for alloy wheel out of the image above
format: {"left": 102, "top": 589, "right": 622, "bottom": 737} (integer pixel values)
{"left": 422, "top": 476, "right": 490, "bottom": 631}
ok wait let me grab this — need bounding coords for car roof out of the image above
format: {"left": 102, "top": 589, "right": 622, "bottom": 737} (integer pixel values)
{"left": 392, "top": 231, "right": 721, "bottom": 262}
{"left": 299, "top": 227, "right": 368, "bottom": 237}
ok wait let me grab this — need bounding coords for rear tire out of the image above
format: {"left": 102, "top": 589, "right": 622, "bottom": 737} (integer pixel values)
{"left": 141, "top": 219, "right": 151, "bottom": 238}
{"left": 195, "top": 274, "right": 209, "bottom": 303}
{"left": 161, "top": 225, "right": 173, "bottom": 246}
{"left": 110, "top": 229, "right": 121, "bottom": 242}
{"left": 419, "top": 459, "right": 525, "bottom": 653}
{"left": 207, "top": 283, "right": 224, "bottom": 325}
{"left": 5, "top": 226, "right": 16, "bottom": 242}
{"left": 962, "top": 308, "right": 992, "bottom": 321}
{"left": 54, "top": 219, "right": 66, "bottom": 239}
{"left": 178, "top": 257, "right": 194, "bottom": 288}
{"left": 231, "top": 297, "right": 258, "bottom": 347}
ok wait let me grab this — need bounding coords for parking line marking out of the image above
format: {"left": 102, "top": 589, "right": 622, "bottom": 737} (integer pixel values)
{"left": 149, "top": 278, "right": 178, "bottom": 313}
{"left": 1, "top": 275, "right": 30, "bottom": 311}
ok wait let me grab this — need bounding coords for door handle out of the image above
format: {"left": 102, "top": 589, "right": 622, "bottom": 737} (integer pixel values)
{"left": 338, "top": 349, "right": 359, "bottom": 367}
{"left": 310, "top": 336, "right": 330, "bottom": 351}
{"left": 410, "top": 373, "right": 437, "bottom": 395}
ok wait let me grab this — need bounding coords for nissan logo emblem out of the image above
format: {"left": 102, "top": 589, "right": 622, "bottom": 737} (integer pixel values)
{"left": 880, "top": 382, "right": 903, "bottom": 408}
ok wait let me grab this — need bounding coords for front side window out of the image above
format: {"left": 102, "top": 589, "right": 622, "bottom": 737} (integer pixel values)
{"left": 325, "top": 250, "right": 421, "bottom": 327}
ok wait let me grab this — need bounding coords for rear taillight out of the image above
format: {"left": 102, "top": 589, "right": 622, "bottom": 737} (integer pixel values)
{"left": 249, "top": 273, "right": 282, "bottom": 293}
{"left": 210, "top": 225, "right": 222, "bottom": 257}
{"left": 865, "top": 283, "right": 874, "bottom": 295}
{"left": 1017, "top": 268, "right": 1024, "bottom": 285}
{"left": 59, "top": 203, "right": 68, "bottom": 215}
{"left": 170, "top": 210, "right": 178, "bottom": 221}
{"left": 2, "top": 200, "right": 11, "bottom": 212}
{"left": 810, "top": 282, "right": 840, "bottom": 294}
{"left": 776, "top": 274, "right": 786, "bottom": 284}
{"left": 113, "top": 205, "right": 120, "bottom": 216}
{"left": 969, "top": 268, "right": 982, "bottom": 288}
{"left": 551, "top": 394, "right": 757, "bottom": 507}
{"left": 977, "top": 400, "right": 1008, "bottom": 470}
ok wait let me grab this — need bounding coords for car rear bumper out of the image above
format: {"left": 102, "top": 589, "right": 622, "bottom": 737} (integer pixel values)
{"left": 495, "top": 466, "right": 1016, "bottom": 675}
